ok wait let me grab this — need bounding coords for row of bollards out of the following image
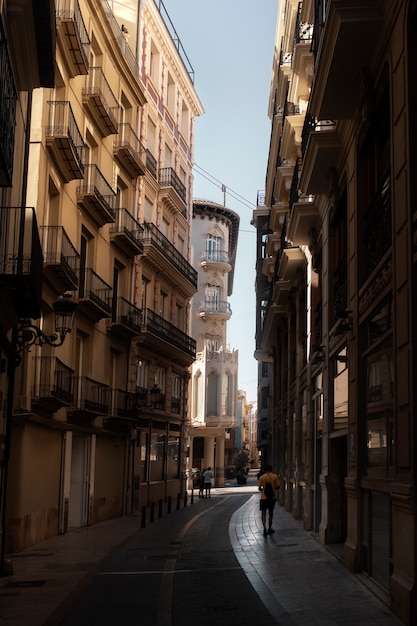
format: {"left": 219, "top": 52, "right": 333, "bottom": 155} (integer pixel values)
{"left": 140, "top": 488, "right": 195, "bottom": 528}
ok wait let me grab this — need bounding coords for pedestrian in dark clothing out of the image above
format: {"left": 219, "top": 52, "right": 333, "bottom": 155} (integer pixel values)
{"left": 199, "top": 470, "right": 205, "bottom": 498}
{"left": 203, "top": 466, "right": 213, "bottom": 498}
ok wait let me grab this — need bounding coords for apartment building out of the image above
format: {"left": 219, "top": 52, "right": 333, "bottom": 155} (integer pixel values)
{"left": 0, "top": 0, "right": 57, "bottom": 571}
{"left": 254, "top": 0, "right": 417, "bottom": 622}
{"left": 0, "top": 0, "right": 202, "bottom": 559}
{"left": 188, "top": 200, "right": 239, "bottom": 487}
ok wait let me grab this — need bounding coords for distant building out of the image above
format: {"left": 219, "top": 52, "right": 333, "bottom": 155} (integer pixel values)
{"left": 188, "top": 200, "right": 239, "bottom": 486}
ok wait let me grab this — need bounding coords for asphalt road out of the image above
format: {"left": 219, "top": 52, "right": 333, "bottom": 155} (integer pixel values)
{"left": 53, "top": 492, "right": 273, "bottom": 626}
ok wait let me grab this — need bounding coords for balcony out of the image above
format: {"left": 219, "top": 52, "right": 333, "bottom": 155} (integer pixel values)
{"left": 269, "top": 201, "right": 287, "bottom": 233}
{"left": 0, "top": 22, "right": 17, "bottom": 187}
{"left": 107, "top": 297, "right": 142, "bottom": 339}
{"left": 40, "top": 226, "right": 79, "bottom": 292}
{"left": 278, "top": 246, "right": 306, "bottom": 281}
{"left": 113, "top": 123, "right": 147, "bottom": 178}
{"left": 56, "top": 0, "right": 90, "bottom": 77}
{"left": 146, "top": 150, "right": 158, "bottom": 179}
{"left": 199, "top": 300, "right": 232, "bottom": 321}
{"left": 0, "top": 207, "right": 43, "bottom": 318}
{"left": 287, "top": 195, "right": 319, "bottom": 246}
{"left": 309, "top": 0, "right": 382, "bottom": 119}
{"left": 107, "top": 389, "right": 137, "bottom": 422}
{"left": 206, "top": 415, "right": 237, "bottom": 429}
{"left": 77, "top": 164, "right": 117, "bottom": 226}
{"left": 158, "top": 167, "right": 187, "bottom": 214}
{"left": 299, "top": 120, "right": 341, "bottom": 194}
{"left": 31, "top": 356, "right": 74, "bottom": 411}
{"left": 110, "top": 208, "right": 144, "bottom": 256}
{"left": 82, "top": 67, "right": 119, "bottom": 137}
{"left": 137, "top": 308, "right": 196, "bottom": 365}
{"left": 45, "top": 101, "right": 85, "bottom": 182}
{"left": 199, "top": 249, "right": 231, "bottom": 273}
{"left": 142, "top": 223, "right": 197, "bottom": 291}
{"left": 78, "top": 268, "right": 112, "bottom": 322}
{"left": 70, "top": 376, "right": 109, "bottom": 418}
{"left": 274, "top": 159, "right": 294, "bottom": 204}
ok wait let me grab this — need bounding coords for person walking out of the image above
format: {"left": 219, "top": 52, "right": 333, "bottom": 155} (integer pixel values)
{"left": 258, "top": 465, "right": 280, "bottom": 536}
{"left": 199, "top": 470, "right": 205, "bottom": 498}
{"left": 203, "top": 466, "right": 213, "bottom": 498}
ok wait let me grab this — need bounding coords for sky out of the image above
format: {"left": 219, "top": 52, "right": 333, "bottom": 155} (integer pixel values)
{"left": 164, "top": 0, "right": 279, "bottom": 403}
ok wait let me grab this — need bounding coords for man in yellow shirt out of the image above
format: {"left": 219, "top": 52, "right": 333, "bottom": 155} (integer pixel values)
{"left": 258, "top": 465, "right": 280, "bottom": 536}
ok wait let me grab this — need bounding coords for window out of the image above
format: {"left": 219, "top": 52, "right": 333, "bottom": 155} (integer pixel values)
{"left": 136, "top": 360, "right": 148, "bottom": 389}
{"left": 181, "top": 100, "right": 189, "bottom": 141}
{"left": 164, "top": 144, "right": 172, "bottom": 169}
{"left": 206, "top": 234, "right": 221, "bottom": 262}
{"left": 149, "top": 40, "right": 159, "bottom": 85}
{"left": 206, "top": 283, "right": 220, "bottom": 307}
{"left": 150, "top": 432, "right": 165, "bottom": 480}
{"left": 167, "top": 434, "right": 180, "bottom": 479}
{"left": 166, "top": 71, "right": 175, "bottom": 115}
{"left": 207, "top": 372, "right": 218, "bottom": 416}
{"left": 155, "top": 367, "right": 166, "bottom": 394}
{"left": 363, "top": 297, "right": 394, "bottom": 477}
{"left": 143, "top": 196, "right": 153, "bottom": 223}
{"left": 160, "top": 290, "right": 167, "bottom": 318}
{"left": 141, "top": 277, "right": 149, "bottom": 310}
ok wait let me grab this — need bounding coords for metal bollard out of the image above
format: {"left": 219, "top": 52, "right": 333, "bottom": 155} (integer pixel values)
{"left": 184, "top": 490, "right": 188, "bottom": 507}
{"left": 191, "top": 487, "right": 194, "bottom": 504}
{"left": 176, "top": 493, "right": 181, "bottom": 510}
{"left": 158, "top": 499, "right": 163, "bottom": 518}
{"left": 167, "top": 495, "right": 172, "bottom": 514}
{"left": 141, "top": 506, "right": 146, "bottom": 528}
{"left": 150, "top": 502, "right": 155, "bottom": 523}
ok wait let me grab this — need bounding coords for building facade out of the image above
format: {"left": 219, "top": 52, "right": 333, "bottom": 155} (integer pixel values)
{"left": 188, "top": 200, "right": 239, "bottom": 487}
{"left": 0, "top": 0, "right": 57, "bottom": 571}
{"left": 1, "top": 0, "right": 202, "bottom": 559}
{"left": 255, "top": 0, "right": 417, "bottom": 622}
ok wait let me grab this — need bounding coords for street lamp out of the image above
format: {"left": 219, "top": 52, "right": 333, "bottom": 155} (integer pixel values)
{"left": 16, "top": 293, "right": 77, "bottom": 354}
{"left": 0, "top": 292, "right": 77, "bottom": 576}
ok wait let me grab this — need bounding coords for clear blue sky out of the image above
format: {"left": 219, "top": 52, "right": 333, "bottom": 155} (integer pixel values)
{"left": 164, "top": 0, "right": 278, "bottom": 402}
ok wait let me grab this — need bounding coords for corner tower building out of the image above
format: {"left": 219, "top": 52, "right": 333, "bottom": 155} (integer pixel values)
{"left": 189, "top": 200, "right": 239, "bottom": 487}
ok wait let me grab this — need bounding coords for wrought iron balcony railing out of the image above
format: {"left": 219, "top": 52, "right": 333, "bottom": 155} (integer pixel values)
{"left": 200, "top": 249, "right": 230, "bottom": 265}
{"left": 40, "top": 225, "right": 80, "bottom": 291}
{"left": 0, "top": 20, "right": 17, "bottom": 187}
{"left": 31, "top": 356, "right": 74, "bottom": 409}
{"left": 56, "top": 0, "right": 90, "bottom": 76}
{"left": 110, "top": 208, "right": 144, "bottom": 256}
{"left": 71, "top": 376, "right": 109, "bottom": 415}
{"left": 0, "top": 207, "right": 43, "bottom": 318}
{"left": 146, "top": 149, "right": 157, "bottom": 178}
{"left": 141, "top": 308, "right": 196, "bottom": 359}
{"left": 159, "top": 167, "right": 187, "bottom": 204}
{"left": 142, "top": 222, "right": 197, "bottom": 289}
{"left": 78, "top": 267, "right": 112, "bottom": 320}
{"left": 199, "top": 300, "right": 232, "bottom": 317}
{"left": 82, "top": 66, "right": 119, "bottom": 136}
{"left": 77, "top": 164, "right": 117, "bottom": 226}
{"left": 108, "top": 296, "right": 142, "bottom": 337}
{"left": 45, "top": 100, "right": 85, "bottom": 181}
{"left": 113, "top": 123, "right": 147, "bottom": 177}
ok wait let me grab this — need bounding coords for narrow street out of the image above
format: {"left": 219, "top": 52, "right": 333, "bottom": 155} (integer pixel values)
{"left": 56, "top": 491, "right": 273, "bottom": 626}
{"left": 0, "top": 474, "right": 400, "bottom": 626}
